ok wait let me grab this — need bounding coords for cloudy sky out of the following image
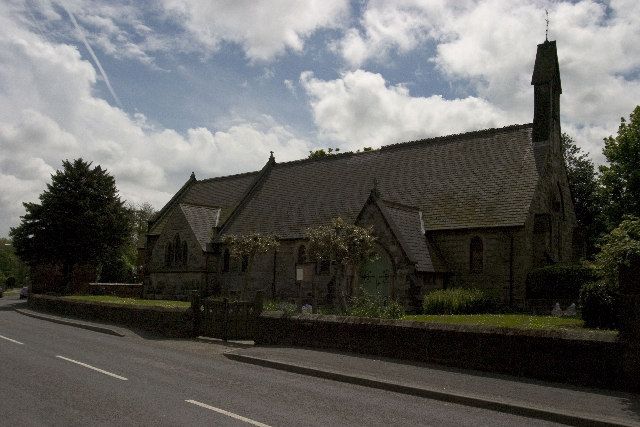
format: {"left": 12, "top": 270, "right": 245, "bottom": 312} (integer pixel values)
{"left": 1, "top": 0, "right": 639, "bottom": 236}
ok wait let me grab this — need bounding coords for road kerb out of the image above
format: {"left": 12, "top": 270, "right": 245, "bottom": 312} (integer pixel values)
{"left": 14, "top": 308, "right": 126, "bottom": 337}
{"left": 223, "top": 353, "right": 635, "bottom": 427}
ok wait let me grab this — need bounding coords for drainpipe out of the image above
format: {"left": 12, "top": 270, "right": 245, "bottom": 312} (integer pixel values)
{"left": 509, "top": 232, "right": 515, "bottom": 306}
{"left": 271, "top": 249, "right": 277, "bottom": 298}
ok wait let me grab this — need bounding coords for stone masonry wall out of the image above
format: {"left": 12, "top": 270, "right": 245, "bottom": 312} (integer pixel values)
{"left": 356, "top": 199, "right": 420, "bottom": 307}
{"left": 214, "top": 240, "right": 334, "bottom": 304}
{"left": 428, "top": 227, "right": 528, "bottom": 304}
{"left": 527, "top": 126, "right": 576, "bottom": 268}
{"left": 214, "top": 199, "right": 427, "bottom": 307}
{"left": 146, "top": 206, "right": 207, "bottom": 299}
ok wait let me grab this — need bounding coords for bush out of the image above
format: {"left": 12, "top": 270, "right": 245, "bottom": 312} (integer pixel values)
{"left": 526, "top": 263, "right": 596, "bottom": 301}
{"left": 594, "top": 216, "right": 640, "bottom": 286}
{"left": 263, "top": 299, "right": 298, "bottom": 315}
{"left": 347, "top": 290, "right": 404, "bottom": 319}
{"left": 422, "top": 288, "right": 499, "bottom": 315}
{"left": 580, "top": 281, "right": 618, "bottom": 329}
{"left": 5, "top": 276, "right": 16, "bottom": 289}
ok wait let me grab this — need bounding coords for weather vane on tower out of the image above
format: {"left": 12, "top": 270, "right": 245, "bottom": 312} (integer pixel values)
{"left": 545, "top": 9, "right": 549, "bottom": 41}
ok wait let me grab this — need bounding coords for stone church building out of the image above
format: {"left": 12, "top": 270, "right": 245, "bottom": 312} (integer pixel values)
{"left": 140, "top": 40, "right": 576, "bottom": 309}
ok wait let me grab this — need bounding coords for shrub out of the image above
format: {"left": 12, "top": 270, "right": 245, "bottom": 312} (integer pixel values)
{"left": 594, "top": 216, "right": 640, "bottom": 286}
{"left": 262, "top": 299, "right": 298, "bottom": 315}
{"left": 526, "top": 263, "right": 596, "bottom": 301}
{"left": 5, "top": 277, "right": 16, "bottom": 289}
{"left": 580, "top": 281, "right": 618, "bottom": 329}
{"left": 422, "top": 288, "right": 499, "bottom": 315}
{"left": 347, "top": 290, "right": 404, "bottom": 319}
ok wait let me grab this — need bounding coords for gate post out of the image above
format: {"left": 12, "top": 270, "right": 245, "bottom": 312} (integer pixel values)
{"left": 190, "top": 291, "right": 201, "bottom": 337}
{"left": 619, "top": 254, "right": 640, "bottom": 391}
{"left": 222, "top": 297, "right": 229, "bottom": 342}
{"left": 254, "top": 290, "right": 264, "bottom": 313}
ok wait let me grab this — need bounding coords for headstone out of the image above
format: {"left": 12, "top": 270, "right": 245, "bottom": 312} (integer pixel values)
{"left": 564, "top": 303, "right": 577, "bottom": 317}
{"left": 551, "top": 302, "right": 563, "bottom": 317}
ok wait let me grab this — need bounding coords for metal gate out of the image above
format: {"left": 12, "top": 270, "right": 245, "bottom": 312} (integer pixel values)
{"left": 192, "top": 293, "right": 262, "bottom": 341}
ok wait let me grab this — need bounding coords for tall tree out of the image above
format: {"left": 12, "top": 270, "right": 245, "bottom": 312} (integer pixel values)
{"left": 561, "top": 133, "right": 605, "bottom": 257}
{"left": 0, "top": 237, "right": 27, "bottom": 287}
{"left": 103, "top": 202, "right": 156, "bottom": 282}
{"left": 10, "top": 159, "right": 131, "bottom": 291}
{"left": 599, "top": 105, "right": 640, "bottom": 229}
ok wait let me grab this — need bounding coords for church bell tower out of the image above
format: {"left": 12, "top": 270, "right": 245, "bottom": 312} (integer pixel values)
{"left": 531, "top": 40, "right": 562, "bottom": 143}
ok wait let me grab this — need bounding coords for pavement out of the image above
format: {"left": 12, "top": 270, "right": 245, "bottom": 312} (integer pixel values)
{"left": 11, "top": 303, "right": 640, "bottom": 427}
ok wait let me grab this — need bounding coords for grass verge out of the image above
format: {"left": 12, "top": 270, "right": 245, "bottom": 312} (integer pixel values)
{"left": 403, "top": 314, "right": 617, "bottom": 334}
{"left": 63, "top": 295, "right": 190, "bottom": 309}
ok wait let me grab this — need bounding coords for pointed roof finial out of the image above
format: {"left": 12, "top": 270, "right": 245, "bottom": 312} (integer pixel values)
{"left": 545, "top": 9, "right": 549, "bottom": 41}
{"left": 190, "top": 171, "right": 196, "bottom": 180}
{"left": 268, "top": 150, "right": 275, "bottom": 164}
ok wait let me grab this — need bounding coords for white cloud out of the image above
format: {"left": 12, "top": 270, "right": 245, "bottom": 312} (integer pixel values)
{"left": 335, "top": 0, "right": 640, "bottom": 163}
{"left": 300, "top": 70, "right": 506, "bottom": 150}
{"left": 0, "top": 7, "right": 311, "bottom": 235}
{"left": 22, "top": 0, "right": 350, "bottom": 65}
{"left": 159, "top": 0, "right": 350, "bottom": 61}
{"left": 335, "top": 0, "right": 450, "bottom": 68}
{"left": 283, "top": 79, "right": 296, "bottom": 94}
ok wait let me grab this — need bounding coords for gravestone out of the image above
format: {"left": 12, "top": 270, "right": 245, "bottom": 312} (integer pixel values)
{"left": 618, "top": 255, "right": 640, "bottom": 391}
{"left": 564, "top": 303, "right": 576, "bottom": 317}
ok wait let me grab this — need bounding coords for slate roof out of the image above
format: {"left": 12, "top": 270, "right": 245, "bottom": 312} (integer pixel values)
{"left": 180, "top": 204, "right": 221, "bottom": 250}
{"left": 149, "top": 171, "right": 259, "bottom": 236}
{"left": 373, "top": 199, "right": 445, "bottom": 273}
{"left": 221, "top": 123, "right": 539, "bottom": 238}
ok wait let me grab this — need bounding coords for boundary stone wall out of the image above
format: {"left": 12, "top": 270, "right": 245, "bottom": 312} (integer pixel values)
{"left": 256, "top": 312, "right": 623, "bottom": 389}
{"left": 28, "top": 294, "right": 193, "bottom": 338}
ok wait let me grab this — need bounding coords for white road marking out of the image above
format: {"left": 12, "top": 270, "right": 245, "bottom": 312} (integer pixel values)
{"left": 55, "top": 356, "right": 128, "bottom": 381}
{"left": 0, "top": 334, "right": 24, "bottom": 345}
{"left": 186, "top": 400, "right": 271, "bottom": 427}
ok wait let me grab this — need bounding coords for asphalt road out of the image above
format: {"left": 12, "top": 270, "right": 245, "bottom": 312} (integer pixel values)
{"left": 0, "top": 296, "right": 559, "bottom": 426}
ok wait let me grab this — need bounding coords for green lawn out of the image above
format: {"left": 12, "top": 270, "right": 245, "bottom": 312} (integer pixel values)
{"left": 63, "top": 295, "right": 190, "bottom": 309}
{"left": 2, "top": 288, "right": 19, "bottom": 296}
{"left": 403, "top": 313, "right": 615, "bottom": 332}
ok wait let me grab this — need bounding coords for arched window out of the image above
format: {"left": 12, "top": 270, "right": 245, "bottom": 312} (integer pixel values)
{"left": 165, "top": 242, "right": 173, "bottom": 267}
{"left": 470, "top": 236, "right": 483, "bottom": 273}
{"left": 241, "top": 254, "right": 249, "bottom": 272}
{"left": 297, "top": 245, "right": 306, "bottom": 264}
{"left": 173, "top": 235, "right": 181, "bottom": 265}
{"left": 222, "top": 249, "right": 230, "bottom": 273}
{"left": 182, "top": 241, "right": 188, "bottom": 266}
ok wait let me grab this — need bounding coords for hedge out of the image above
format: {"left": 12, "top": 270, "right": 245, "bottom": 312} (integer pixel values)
{"left": 423, "top": 288, "right": 499, "bottom": 315}
{"left": 526, "top": 263, "right": 596, "bottom": 301}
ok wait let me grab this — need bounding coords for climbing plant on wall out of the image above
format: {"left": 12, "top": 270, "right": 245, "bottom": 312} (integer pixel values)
{"left": 305, "top": 217, "right": 377, "bottom": 308}
{"left": 222, "top": 233, "right": 279, "bottom": 298}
